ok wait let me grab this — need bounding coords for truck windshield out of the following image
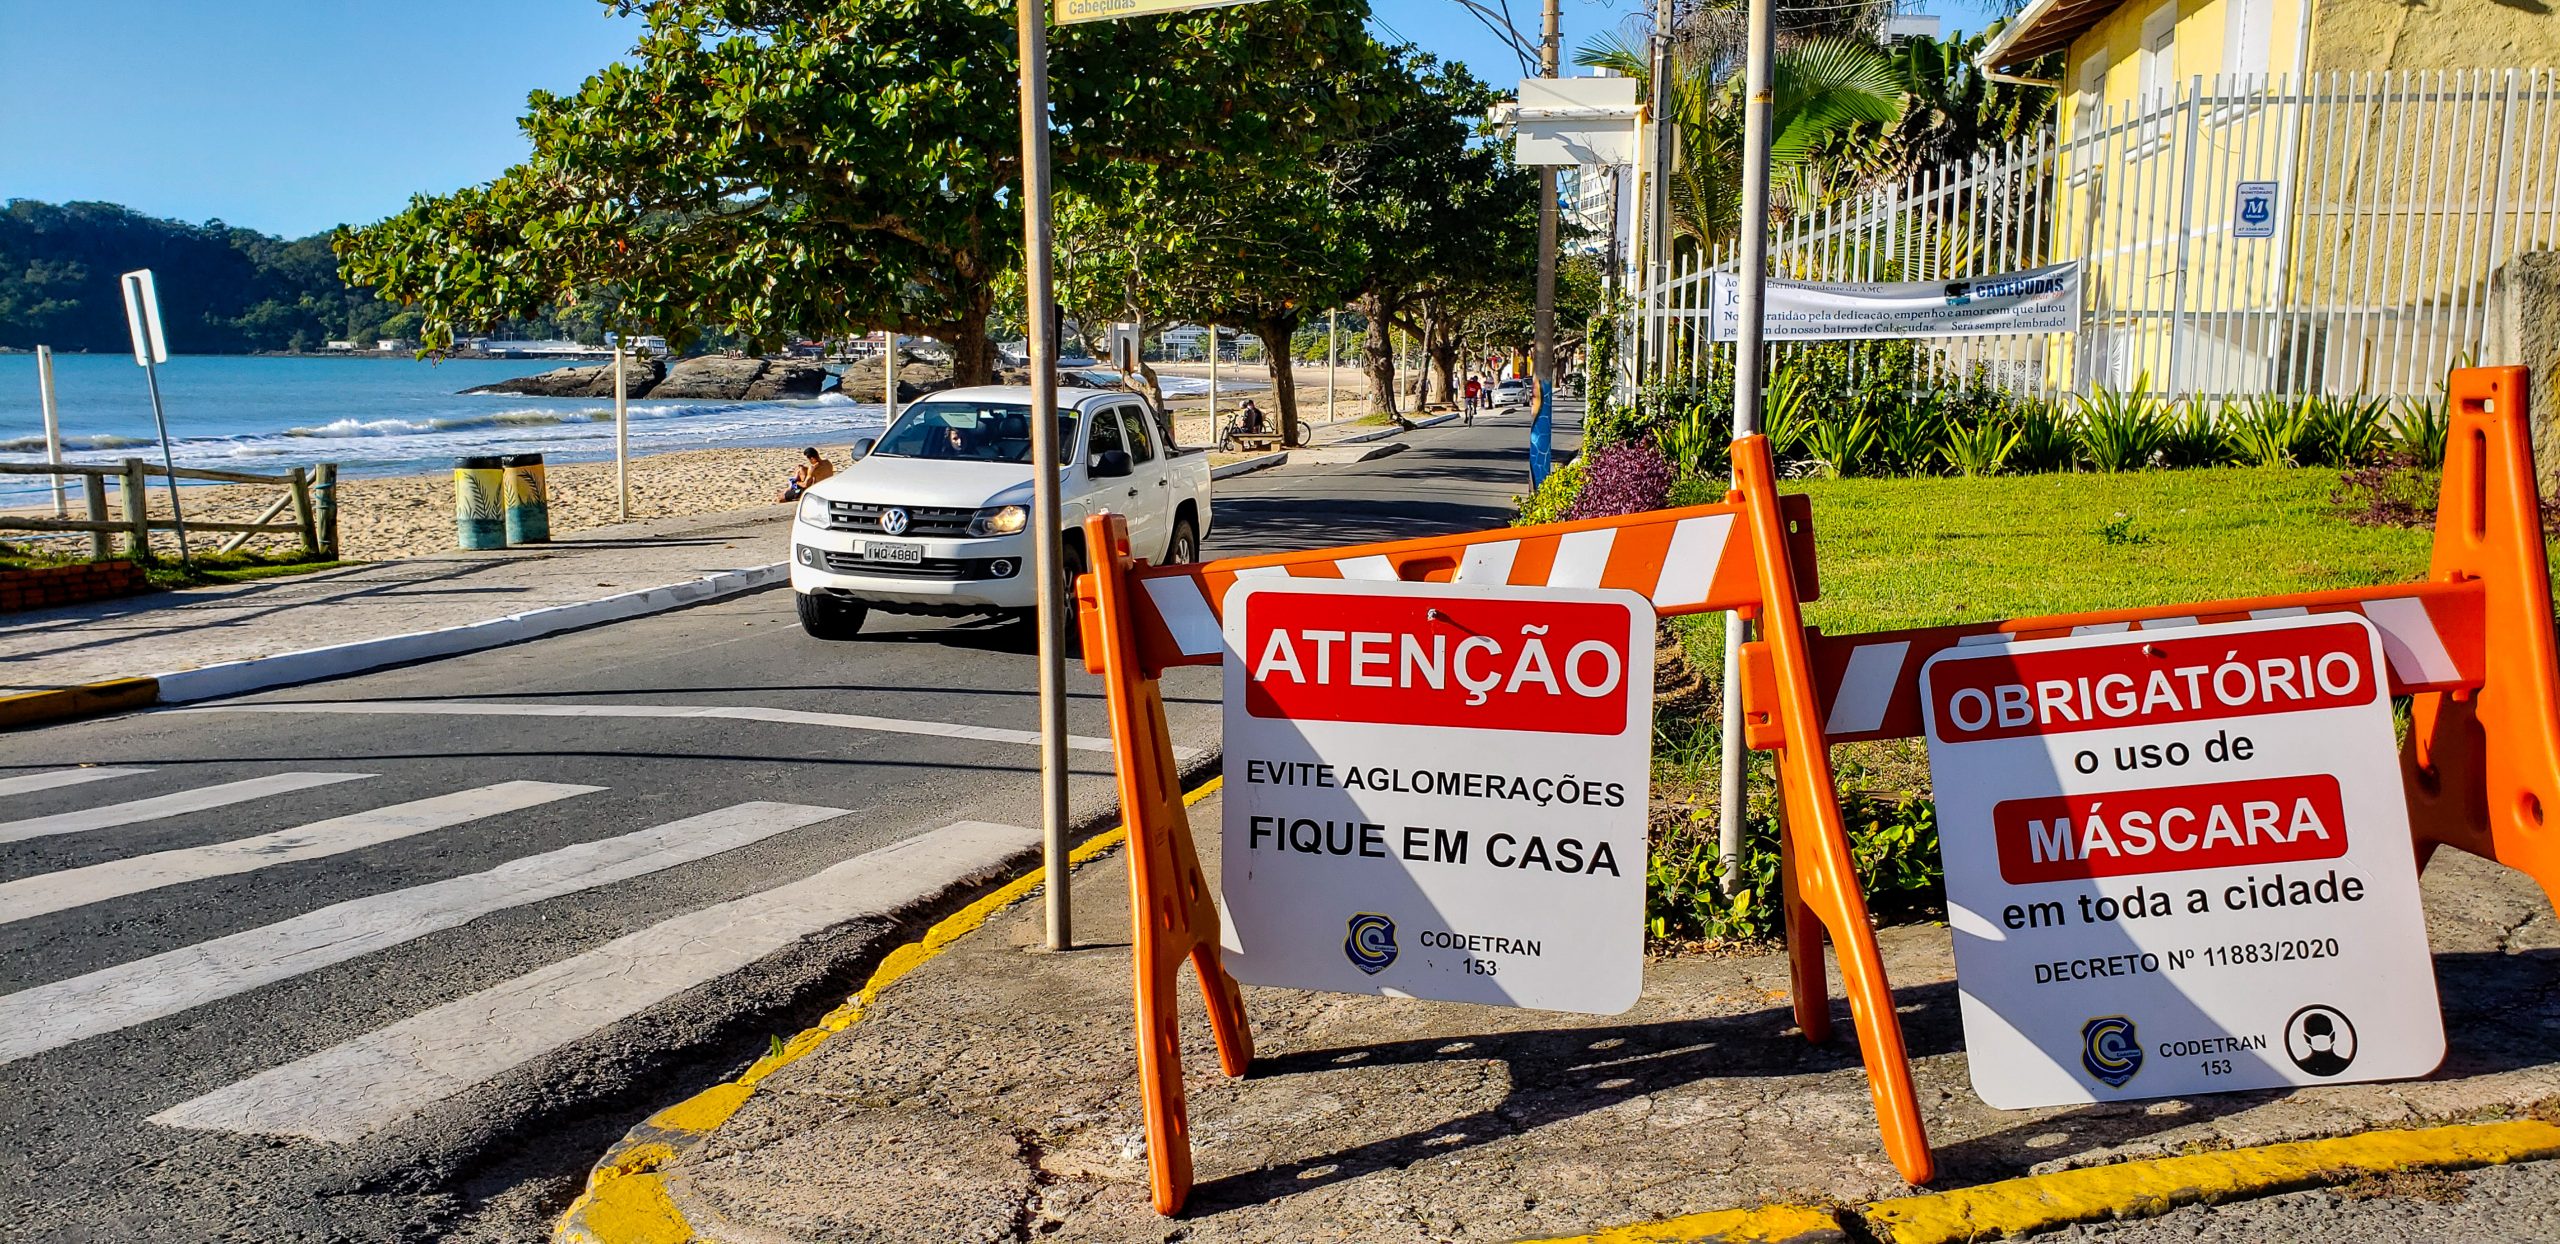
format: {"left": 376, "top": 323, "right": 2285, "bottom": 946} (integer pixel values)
{"left": 871, "top": 401, "right": 1078, "bottom": 464}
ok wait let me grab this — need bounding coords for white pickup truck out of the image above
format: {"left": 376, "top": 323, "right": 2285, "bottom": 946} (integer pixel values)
{"left": 787, "top": 384, "right": 1214, "bottom": 638}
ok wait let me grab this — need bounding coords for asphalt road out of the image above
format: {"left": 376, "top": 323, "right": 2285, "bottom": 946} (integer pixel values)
{"left": 0, "top": 400, "right": 1571, "bottom": 1243}
{"left": 2044, "top": 1156, "right": 2560, "bottom": 1242}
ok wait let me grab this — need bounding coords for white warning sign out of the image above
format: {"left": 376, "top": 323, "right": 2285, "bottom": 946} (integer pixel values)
{"left": 1921, "top": 613, "right": 2445, "bottom": 1108}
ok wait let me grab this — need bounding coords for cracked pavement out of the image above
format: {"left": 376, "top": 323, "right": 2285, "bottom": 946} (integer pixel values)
{"left": 639, "top": 788, "right": 2560, "bottom": 1243}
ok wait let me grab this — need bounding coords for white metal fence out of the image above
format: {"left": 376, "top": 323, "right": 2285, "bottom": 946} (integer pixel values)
{"left": 1638, "top": 68, "right": 2560, "bottom": 403}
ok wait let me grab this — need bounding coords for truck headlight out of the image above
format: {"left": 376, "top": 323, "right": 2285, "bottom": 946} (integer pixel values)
{"left": 968, "top": 505, "right": 1028, "bottom": 537}
{"left": 797, "top": 494, "right": 830, "bottom": 527}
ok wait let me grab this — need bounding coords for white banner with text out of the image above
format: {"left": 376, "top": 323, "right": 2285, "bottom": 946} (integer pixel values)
{"left": 1710, "top": 261, "right": 2082, "bottom": 342}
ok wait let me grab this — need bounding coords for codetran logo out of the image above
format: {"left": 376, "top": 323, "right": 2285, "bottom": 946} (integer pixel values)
{"left": 1344, "top": 912, "right": 1397, "bottom": 975}
{"left": 2082, "top": 1015, "right": 2143, "bottom": 1087}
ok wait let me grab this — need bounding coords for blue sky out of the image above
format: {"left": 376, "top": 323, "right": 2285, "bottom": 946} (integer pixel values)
{"left": 0, "top": 0, "right": 2007, "bottom": 240}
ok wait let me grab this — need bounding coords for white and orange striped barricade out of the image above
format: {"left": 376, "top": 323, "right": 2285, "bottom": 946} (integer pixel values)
{"left": 1797, "top": 366, "right": 2560, "bottom": 914}
{"left": 1077, "top": 433, "right": 1934, "bottom": 1216}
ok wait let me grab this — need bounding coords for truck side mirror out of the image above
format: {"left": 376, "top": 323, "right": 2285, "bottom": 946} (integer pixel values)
{"left": 1091, "top": 449, "right": 1132, "bottom": 478}
{"left": 850, "top": 437, "right": 876, "bottom": 459}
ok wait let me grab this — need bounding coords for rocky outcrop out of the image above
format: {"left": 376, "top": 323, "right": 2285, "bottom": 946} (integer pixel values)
{"left": 651, "top": 356, "right": 830, "bottom": 400}
{"left": 462, "top": 357, "right": 665, "bottom": 398}
{"left": 828, "top": 356, "right": 957, "bottom": 403}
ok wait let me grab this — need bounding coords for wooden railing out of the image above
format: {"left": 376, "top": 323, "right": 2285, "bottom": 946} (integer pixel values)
{"left": 0, "top": 459, "right": 338, "bottom": 562}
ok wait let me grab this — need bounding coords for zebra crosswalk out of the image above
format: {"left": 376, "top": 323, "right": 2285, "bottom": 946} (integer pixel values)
{"left": 0, "top": 765, "right": 1031, "bottom": 1145}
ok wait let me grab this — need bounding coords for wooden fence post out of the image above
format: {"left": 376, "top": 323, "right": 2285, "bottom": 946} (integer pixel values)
{"left": 313, "top": 463, "right": 338, "bottom": 560}
{"left": 119, "top": 458, "right": 153, "bottom": 563}
{"left": 83, "top": 474, "right": 112, "bottom": 561}
{"left": 288, "top": 466, "right": 319, "bottom": 560}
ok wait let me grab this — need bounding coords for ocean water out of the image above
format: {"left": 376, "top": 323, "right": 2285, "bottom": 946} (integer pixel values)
{"left": 0, "top": 353, "right": 900, "bottom": 506}
{"left": 0, "top": 354, "right": 1229, "bottom": 506}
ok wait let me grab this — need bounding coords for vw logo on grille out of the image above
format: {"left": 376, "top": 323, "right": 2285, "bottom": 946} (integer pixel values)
{"left": 878, "top": 507, "right": 910, "bottom": 536}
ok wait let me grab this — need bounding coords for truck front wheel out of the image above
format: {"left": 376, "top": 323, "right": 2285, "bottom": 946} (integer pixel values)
{"left": 796, "top": 591, "right": 869, "bottom": 640}
{"left": 1164, "top": 514, "right": 1199, "bottom": 565}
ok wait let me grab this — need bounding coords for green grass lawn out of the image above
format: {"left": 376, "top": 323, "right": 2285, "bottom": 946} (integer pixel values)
{"left": 2, "top": 541, "right": 351, "bottom": 590}
{"left": 1777, "top": 466, "right": 2458, "bottom": 637}
{"left": 1648, "top": 464, "right": 2491, "bottom": 945}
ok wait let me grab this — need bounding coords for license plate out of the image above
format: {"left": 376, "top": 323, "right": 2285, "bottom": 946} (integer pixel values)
{"left": 862, "top": 541, "right": 924, "bottom": 565}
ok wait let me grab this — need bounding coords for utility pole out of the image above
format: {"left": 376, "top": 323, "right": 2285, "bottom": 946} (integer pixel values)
{"left": 613, "top": 346, "right": 630, "bottom": 521}
{"left": 1718, "top": 0, "right": 1778, "bottom": 895}
{"left": 1534, "top": 0, "right": 1560, "bottom": 409}
{"left": 1644, "top": 0, "right": 1675, "bottom": 373}
{"left": 1326, "top": 309, "right": 1338, "bottom": 424}
{"left": 36, "top": 345, "right": 65, "bottom": 519}
{"left": 1018, "top": 0, "right": 1073, "bottom": 950}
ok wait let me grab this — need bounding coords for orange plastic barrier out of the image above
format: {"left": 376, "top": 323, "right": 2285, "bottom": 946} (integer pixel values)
{"left": 1079, "top": 438, "right": 1927, "bottom": 1214}
{"left": 1798, "top": 366, "right": 2560, "bottom": 914}
{"left": 1078, "top": 365, "right": 2558, "bottom": 1215}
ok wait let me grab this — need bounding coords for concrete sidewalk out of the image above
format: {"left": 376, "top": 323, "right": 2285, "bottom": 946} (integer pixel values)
{"left": 1, "top": 507, "right": 791, "bottom": 695}
{"left": 566, "top": 784, "right": 2560, "bottom": 1243}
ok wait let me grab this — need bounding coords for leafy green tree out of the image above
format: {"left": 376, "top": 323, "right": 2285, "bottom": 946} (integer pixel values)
{"left": 0, "top": 199, "right": 397, "bottom": 353}
{"left": 1578, "top": 33, "right": 1903, "bottom": 248}
{"left": 338, "top": 0, "right": 1382, "bottom": 384}
{"left": 1329, "top": 53, "right": 1539, "bottom": 414}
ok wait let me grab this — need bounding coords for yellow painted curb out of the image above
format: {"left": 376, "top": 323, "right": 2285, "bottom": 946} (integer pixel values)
{"left": 554, "top": 778, "right": 1224, "bottom": 1244}
{"left": 1520, "top": 1203, "right": 1847, "bottom": 1243}
{"left": 0, "top": 676, "right": 158, "bottom": 730}
{"left": 1864, "top": 1117, "right": 2560, "bottom": 1243}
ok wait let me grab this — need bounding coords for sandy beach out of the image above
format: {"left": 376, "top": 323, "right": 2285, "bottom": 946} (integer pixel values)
{"left": 6, "top": 362, "right": 1419, "bottom": 563}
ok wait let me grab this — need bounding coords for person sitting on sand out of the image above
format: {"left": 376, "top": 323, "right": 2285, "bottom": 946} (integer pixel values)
{"left": 777, "top": 447, "right": 834, "bottom": 502}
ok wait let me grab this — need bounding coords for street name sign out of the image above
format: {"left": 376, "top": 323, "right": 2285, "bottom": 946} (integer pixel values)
{"left": 1057, "top": 0, "right": 1268, "bottom": 25}
{"left": 1921, "top": 614, "right": 2444, "bottom": 1109}
{"left": 1219, "top": 578, "right": 1654, "bottom": 1014}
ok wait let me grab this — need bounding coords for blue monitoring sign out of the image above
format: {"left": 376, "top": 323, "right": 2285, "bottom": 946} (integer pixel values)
{"left": 2234, "top": 181, "right": 2281, "bottom": 239}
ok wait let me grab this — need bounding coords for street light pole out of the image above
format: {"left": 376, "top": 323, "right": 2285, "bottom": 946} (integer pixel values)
{"left": 1019, "top": 0, "right": 1073, "bottom": 950}
{"left": 1717, "top": 0, "right": 1778, "bottom": 895}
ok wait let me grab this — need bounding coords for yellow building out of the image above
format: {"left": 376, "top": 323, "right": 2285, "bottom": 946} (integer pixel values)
{"left": 1975, "top": 0, "right": 2560, "bottom": 396}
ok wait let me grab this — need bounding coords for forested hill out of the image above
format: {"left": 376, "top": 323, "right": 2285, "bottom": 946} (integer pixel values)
{"left": 0, "top": 199, "right": 405, "bottom": 354}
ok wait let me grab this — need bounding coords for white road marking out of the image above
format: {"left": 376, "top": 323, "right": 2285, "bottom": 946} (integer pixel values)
{"left": 0, "top": 768, "right": 152, "bottom": 800}
{"left": 153, "top": 820, "right": 1040, "bottom": 1141}
{"left": 0, "top": 772, "right": 373, "bottom": 846}
{"left": 0, "top": 800, "right": 846, "bottom": 1063}
{"left": 174, "top": 701, "right": 1153, "bottom": 758}
{"left": 0, "top": 781, "right": 604, "bottom": 926}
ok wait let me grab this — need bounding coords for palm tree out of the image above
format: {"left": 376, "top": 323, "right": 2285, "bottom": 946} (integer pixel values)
{"left": 1577, "top": 28, "right": 1903, "bottom": 249}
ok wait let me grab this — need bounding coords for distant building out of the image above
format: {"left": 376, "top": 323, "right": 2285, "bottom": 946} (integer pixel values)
{"left": 375, "top": 339, "right": 409, "bottom": 352}
{"left": 322, "top": 340, "right": 356, "bottom": 352}
{"left": 1884, "top": 14, "right": 1941, "bottom": 43}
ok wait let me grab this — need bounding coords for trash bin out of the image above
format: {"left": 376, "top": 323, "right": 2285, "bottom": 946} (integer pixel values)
{"left": 453, "top": 455, "right": 506, "bottom": 550}
{"left": 502, "top": 453, "right": 550, "bottom": 544}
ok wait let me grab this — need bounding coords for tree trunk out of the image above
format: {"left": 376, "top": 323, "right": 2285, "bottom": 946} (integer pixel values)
{"left": 947, "top": 282, "right": 999, "bottom": 387}
{"left": 1258, "top": 312, "right": 1302, "bottom": 446}
{"left": 1358, "top": 294, "right": 1397, "bottom": 416}
{"left": 1430, "top": 332, "right": 1461, "bottom": 409}
{"left": 1130, "top": 314, "right": 1168, "bottom": 413}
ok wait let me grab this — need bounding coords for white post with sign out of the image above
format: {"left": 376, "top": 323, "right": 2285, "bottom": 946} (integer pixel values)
{"left": 120, "top": 269, "right": 190, "bottom": 565}
{"left": 1921, "top": 614, "right": 2443, "bottom": 1109}
{"left": 1219, "top": 579, "right": 1654, "bottom": 1014}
